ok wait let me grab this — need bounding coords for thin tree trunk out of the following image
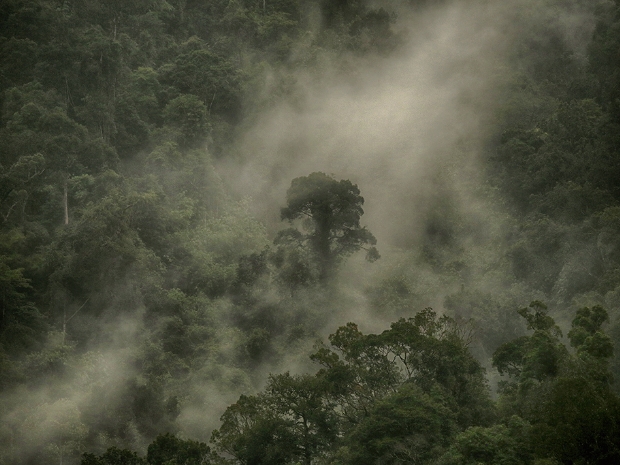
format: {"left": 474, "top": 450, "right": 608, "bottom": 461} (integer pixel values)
{"left": 303, "top": 416, "right": 311, "bottom": 465}
{"left": 315, "top": 217, "right": 332, "bottom": 283}
{"left": 62, "top": 306, "right": 66, "bottom": 344}
{"left": 63, "top": 175, "right": 69, "bottom": 225}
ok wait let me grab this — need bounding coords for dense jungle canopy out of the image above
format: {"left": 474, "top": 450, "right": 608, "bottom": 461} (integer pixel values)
{"left": 1, "top": 0, "right": 620, "bottom": 463}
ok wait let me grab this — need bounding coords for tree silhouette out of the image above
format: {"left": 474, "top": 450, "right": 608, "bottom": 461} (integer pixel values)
{"left": 278, "top": 172, "right": 379, "bottom": 282}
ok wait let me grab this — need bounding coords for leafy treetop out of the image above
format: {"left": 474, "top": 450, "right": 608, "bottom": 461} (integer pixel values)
{"left": 278, "top": 172, "right": 379, "bottom": 281}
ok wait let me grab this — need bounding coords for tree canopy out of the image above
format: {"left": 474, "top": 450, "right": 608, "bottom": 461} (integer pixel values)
{"left": 2, "top": 0, "right": 620, "bottom": 464}
{"left": 277, "top": 172, "right": 379, "bottom": 282}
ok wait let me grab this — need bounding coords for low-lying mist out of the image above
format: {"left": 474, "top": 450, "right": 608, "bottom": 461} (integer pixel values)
{"left": 211, "top": 0, "right": 604, "bottom": 379}
{"left": 0, "top": 0, "right": 608, "bottom": 463}
{"left": 224, "top": 1, "right": 504, "bottom": 245}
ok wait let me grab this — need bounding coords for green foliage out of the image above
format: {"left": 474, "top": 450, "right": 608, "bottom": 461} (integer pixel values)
{"left": 158, "top": 38, "right": 241, "bottom": 121}
{"left": 311, "top": 308, "right": 493, "bottom": 430}
{"left": 216, "top": 308, "right": 492, "bottom": 465}
{"left": 493, "top": 303, "right": 620, "bottom": 464}
{"left": 82, "top": 447, "right": 145, "bottom": 465}
{"left": 171, "top": 202, "right": 269, "bottom": 296}
{"left": 147, "top": 433, "right": 211, "bottom": 465}
{"left": 517, "top": 301, "right": 559, "bottom": 333}
{"left": 266, "top": 373, "right": 338, "bottom": 465}
{"left": 568, "top": 305, "right": 613, "bottom": 359}
{"left": 493, "top": 302, "right": 566, "bottom": 384}
{"left": 212, "top": 372, "right": 339, "bottom": 465}
{"left": 311, "top": 321, "right": 401, "bottom": 422}
{"left": 343, "top": 383, "right": 457, "bottom": 465}
{"left": 0, "top": 256, "right": 46, "bottom": 356}
{"left": 278, "top": 172, "right": 378, "bottom": 282}
{"left": 212, "top": 393, "right": 297, "bottom": 465}
{"left": 533, "top": 375, "right": 620, "bottom": 464}
{"left": 437, "top": 416, "right": 532, "bottom": 465}
{"left": 162, "top": 94, "right": 208, "bottom": 148}
{"left": 3, "top": 0, "right": 620, "bottom": 463}
{"left": 80, "top": 434, "right": 210, "bottom": 465}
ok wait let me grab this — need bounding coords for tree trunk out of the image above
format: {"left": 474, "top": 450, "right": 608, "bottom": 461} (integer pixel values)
{"left": 63, "top": 175, "right": 69, "bottom": 225}
{"left": 314, "top": 216, "right": 332, "bottom": 283}
{"left": 302, "top": 416, "right": 311, "bottom": 465}
{"left": 62, "top": 306, "right": 66, "bottom": 344}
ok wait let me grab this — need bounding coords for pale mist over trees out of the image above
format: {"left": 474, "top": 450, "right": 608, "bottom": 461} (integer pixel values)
{"left": 1, "top": 0, "right": 620, "bottom": 464}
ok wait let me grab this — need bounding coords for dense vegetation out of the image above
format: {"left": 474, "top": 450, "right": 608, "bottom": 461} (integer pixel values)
{"left": 1, "top": 0, "right": 620, "bottom": 463}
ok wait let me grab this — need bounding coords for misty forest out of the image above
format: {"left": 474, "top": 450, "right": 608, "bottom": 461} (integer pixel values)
{"left": 2, "top": 0, "right": 620, "bottom": 463}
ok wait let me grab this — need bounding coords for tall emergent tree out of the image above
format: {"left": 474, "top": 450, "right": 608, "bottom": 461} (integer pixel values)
{"left": 277, "top": 172, "right": 379, "bottom": 282}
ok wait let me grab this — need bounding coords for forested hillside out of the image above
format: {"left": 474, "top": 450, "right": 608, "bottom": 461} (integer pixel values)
{"left": 1, "top": 0, "right": 620, "bottom": 463}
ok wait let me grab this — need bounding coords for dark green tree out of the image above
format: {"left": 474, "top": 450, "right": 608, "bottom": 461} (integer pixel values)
{"left": 568, "top": 305, "right": 614, "bottom": 361}
{"left": 0, "top": 257, "right": 46, "bottom": 356}
{"left": 377, "top": 309, "right": 493, "bottom": 428}
{"left": 493, "top": 301, "right": 566, "bottom": 384}
{"left": 312, "top": 308, "right": 492, "bottom": 430}
{"left": 310, "top": 321, "right": 401, "bottom": 424}
{"left": 212, "top": 373, "right": 337, "bottom": 465}
{"left": 278, "top": 172, "right": 378, "bottom": 282}
{"left": 211, "top": 393, "right": 296, "bottom": 465}
{"left": 147, "top": 433, "right": 211, "bottom": 465}
{"left": 80, "top": 435, "right": 210, "bottom": 465}
{"left": 162, "top": 94, "right": 209, "bottom": 148}
{"left": 81, "top": 447, "right": 145, "bottom": 465}
{"left": 493, "top": 303, "right": 620, "bottom": 464}
{"left": 342, "top": 383, "right": 457, "bottom": 465}
{"left": 437, "top": 416, "right": 532, "bottom": 465}
{"left": 265, "top": 373, "right": 338, "bottom": 465}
